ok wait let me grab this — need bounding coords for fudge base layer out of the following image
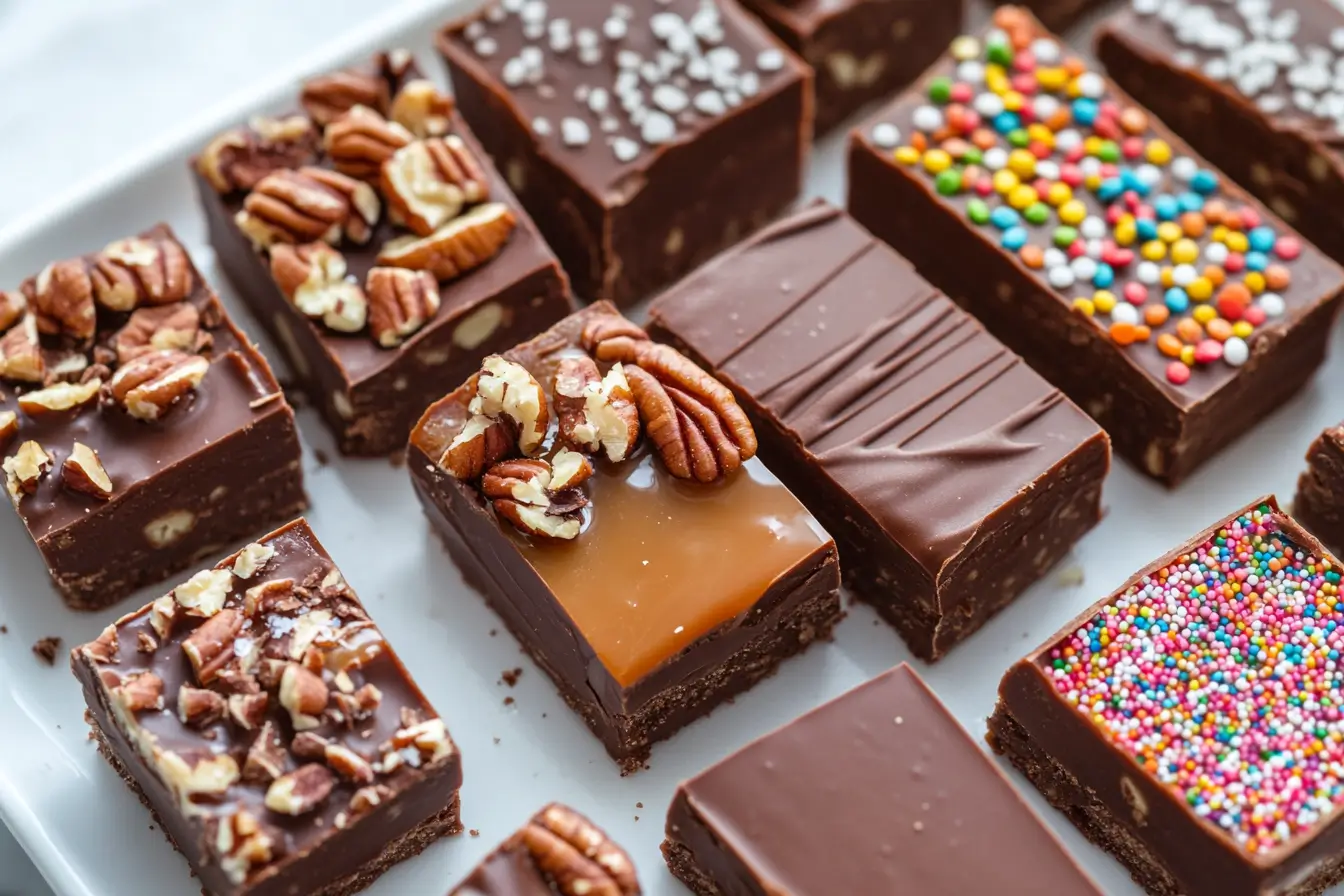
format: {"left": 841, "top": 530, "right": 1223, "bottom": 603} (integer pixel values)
{"left": 1295, "top": 426, "right": 1344, "bottom": 554}
{"left": 414, "top": 475, "right": 843, "bottom": 772}
{"left": 661, "top": 838, "right": 733, "bottom": 896}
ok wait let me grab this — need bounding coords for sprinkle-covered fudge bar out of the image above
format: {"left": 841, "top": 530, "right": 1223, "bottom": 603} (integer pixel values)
{"left": 848, "top": 7, "right": 1344, "bottom": 485}
{"left": 438, "top": 0, "right": 812, "bottom": 305}
{"left": 408, "top": 303, "right": 841, "bottom": 771}
{"left": 648, "top": 202, "right": 1110, "bottom": 661}
{"left": 448, "top": 803, "right": 640, "bottom": 895}
{"left": 0, "top": 225, "right": 305, "bottom": 609}
{"left": 664, "top": 664, "right": 1102, "bottom": 895}
{"left": 991, "top": 497, "right": 1344, "bottom": 896}
{"left": 192, "top": 50, "right": 573, "bottom": 456}
{"left": 71, "top": 519, "right": 462, "bottom": 896}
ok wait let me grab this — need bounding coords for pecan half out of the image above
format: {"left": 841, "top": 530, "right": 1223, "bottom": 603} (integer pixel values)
{"left": 91, "top": 237, "right": 193, "bottom": 310}
{"left": 16, "top": 378, "right": 101, "bottom": 415}
{"left": 62, "top": 442, "right": 113, "bottom": 500}
{"left": 518, "top": 804, "right": 641, "bottom": 896}
{"left": 470, "top": 355, "right": 549, "bottom": 455}
{"left": 178, "top": 686, "right": 227, "bottom": 728}
{"left": 29, "top": 259, "right": 95, "bottom": 345}
{"left": 554, "top": 358, "right": 640, "bottom": 462}
{"left": 3, "top": 440, "right": 53, "bottom": 502}
{"left": 483, "top": 455, "right": 588, "bottom": 540}
{"left": 377, "top": 202, "right": 515, "bottom": 281}
{"left": 0, "top": 316, "right": 44, "bottom": 383}
{"left": 265, "top": 764, "right": 335, "bottom": 816}
{"left": 0, "top": 411, "right": 16, "bottom": 448}
{"left": 114, "top": 303, "right": 201, "bottom": 364}
{"left": 0, "top": 289, "right": 25, "bottom": 332}
{"left": 243, "top": 720, "right": 288, "bottom": 784}
{"left": 366, "top": 267, "right": 440, "bottom": 348}
{"left": 482, "top": 458, "right": 554, "bottom": 507}
{"left": 440, "top": 414, "right": 516, "bottom": 479}
{"left": 197, "top": 116, "right": 319, "bottom": 194}
{"left": 236, "top": 168, "right": 379, "bottom": 250}
{"left": 380, "top": 136, "right": 488, "bottom": 235}
{"left": 269, "top": 244, "right": 368, "bottom": 334}
{"left": 324, "top": 106, "right": 412, "bottom": 181}
{"left": 110, "top": 350, "right": 211, "bottom": 421}
{"left": 183, "top": 608, "right": 244, "bottom": 685}
{"left": 390, "top": 79, "right": 455, "bottom": 139}
{"left": 302, "top": 68, "right": 391, "bottom": 127}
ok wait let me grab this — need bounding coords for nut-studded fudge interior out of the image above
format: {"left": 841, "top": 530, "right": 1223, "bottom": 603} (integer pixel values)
{"left": 0, "top": 224, "right": 304, "bottom": 608}
{"left": 450, "top": 803, "right": 640, "bottom": 896}
{"left": 71, "top": 520, "right": 461, "bottom": 895}
{"left": 1037, "top": 501, "right": 1344, "bottom": 854}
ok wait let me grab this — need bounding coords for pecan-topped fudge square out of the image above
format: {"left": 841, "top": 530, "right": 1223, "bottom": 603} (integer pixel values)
{"left": 71, "top": 519, "right": 463, "bottom": 896}
{"left": 848, "top": 7, "right": 1344, "bottom": 485}
{"left": 448, "top": 803, "right": 640, "bottom": 895}
{"left": 438, "top": 1, "right": 812, "bottom": 306}
{"left": 192, "top": 50, "right": 573, "bottom": 456}
{"left": 408, "top": 303, "right": 841, "bottom": 771}
{"left": 0, "top": 225, "right": 305, "bottom": 610}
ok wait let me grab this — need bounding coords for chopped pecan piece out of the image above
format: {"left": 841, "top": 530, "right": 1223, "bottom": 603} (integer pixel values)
{"left": 62, "top": 442, "right": 113, "bottom": 500}
{"left": 84, "top": 625, "right": 119, "bottom": 664}
{"left": 482, "top": 456, "right": 587, "bottom": 539}
{"left": 389, "top": 79, "right": 455, "bottom": 138}
{"left": 113, "top": 303, "right": 201, "bottom": 364}
{"left": 265, "top": 764, "right": 335, "bottom": 816}
{"left": 16, "top": 378, "right": 101, "bottom": 416}
{"left": 4, "top": 440, "right": 53, "bottom": 502}
{"left": 440, "top": 414, "right": 516, "bottom": 479}
{"left": 157, "top": 752, "right": 240, "bottom": 810}
{"left": 279, "top": 663, "right": 328, "bottom": 731}
{"left": 0, "top": 289, "right": 25, "bottom": 332}
{"left": 228, "top": 693, "right": 269, "bottom": 730}
{"left": 366, "top": 267, "right": 440, "bottom": 348}
{"left": 268, "top": 243, "right": 369, "bottom": 334}
{"left": 113, "top": 671, "right": 165, "bottom": 714}
{"left": 0, "top": 316, "right": 44, "bottom": 383}
{"left": 380, "top": 136, "right": 489, "bottom": 235}
{"left": 549, "top": 447, "right": 595, "bottom": 492}
{"left": 215, "top": 809, "right": 279, "bottom": 886}
{"left": 236, "top": 168, "right": 379, "bottom": 250}
{"left": 28, "top": 259, "right": 95, "bottom": 344}
{"left": 290, "top": 731, "right": 331, "bottom": 760}
{"left": 377, "top": 201, "right": 515, "bottom": 281}
{"left": 178, "top": 686, "right": 227, "bottom": 728}
{"left": 109, "top": 349, "right": 211, "bottom": 421}
{"left": 243, "top": 720, "right": 288, "bottom": 784}
{"left": 197, "top": 116, "right": 319, "bottom": 194}
{"left": 0, "top": 411, "right": 15, "bottom": 448}
{"left": 519, "top": 804, "right": 642, "bottom": 896}
{"left": 175, "top": 568, "right": 235, "bottom": 617}
{"left": 470, "top": 355, "right": 550, "bottom": 456}
{"left": 554, "top": 357, "right": 640, "bottom": 462}
{"left": 91, "top": 237, "right": 193, "bottom": 310}
{"left": 45, "top": 350, "right": 90, "bottom": 385}
{"left": 324, "top": 106, "right": 412, "bottom": 181}
{"left": 182, "top": 608, "right": 244, "bottom": 684}
{"left": 325, "top": 743, "right": 376, "bottom": 784}
{"left": 482, "top": 458, "right": 554, "bottom": 507}
{"left": 232, "top": 543, "right": 276, "bottom": 580}
{"left": 349, "top": 784, "right": 393, "bottom": 816}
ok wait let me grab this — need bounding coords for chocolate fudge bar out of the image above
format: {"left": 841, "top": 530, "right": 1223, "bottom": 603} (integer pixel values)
{"left": 1295, "top": 424, "right": 1344, "bottom": 554}
{"left": 848, "top": 7, "right": 1344, "bottom": 486}
{"left": 0, "top": 225, "right": 305, "bottom": 610}
{"left": 736, "top": 0, "right": 962, "bottom": 134}
{"left": 664, "top": 663, "right": 1101, "bottom": 895}
{"left": 72, "top": 519, "right": 462, "bottom": 896}
{"left": 1098, "top": 0, "right": 1344, "bottom": 267}
{"left": 990, "top": 497, "right": 1344, "bottom": 896}
{"left": 993, "top": 0, "right": 1106, "bottom": 32}
{"left": 648, "top": 202, "right": 1109, "bottom": 661}
{"left": 408, "top": 303, "right": 841, "bottom": 771}
{"left": 448, "top": 803, "right": 639, "bottom": 895}
{"left": 192, "top": 50, "right": 573, "bottom": 456}
{"left": 438, "top": 0, "right": 812, "bottom": 306}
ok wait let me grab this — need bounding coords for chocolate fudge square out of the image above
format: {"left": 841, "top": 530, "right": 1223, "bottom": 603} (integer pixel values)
{"left": 848, "top": 6, "right": 1344, "bottom": 486}
{"left": 663, "top": 663, "right": 1101, "bottom": 895}
{"left": 0, "top": 224, "right": 305, "bottom": 610}
{"left": 649, "top": 202, "right": 1109, "bottom": 661}
{"left": 738, "top": 0, "right": 962, "bottom": 134}
{"left": 994, "top": 0, "right": 1106, "bottom": 31}
{"left": 71, "top": 519, "right": 463, "bottom": 896}
{"left": 438, "top": 0, "right": 812, "bottom": 306}
{"left": 408, "top": 303, "right": 841, "bottom": 771}
{"left": 448, "top": 803, "right": 640, "bottom": 895}
{"left": 1098, "top": 0, "right": 1344, "bottom": 267}
{"left": 192, "top": 50, "right": 573, "bottom": 456}
{"left": 1295, "top": 423, "right": 1344, "bottom": 554}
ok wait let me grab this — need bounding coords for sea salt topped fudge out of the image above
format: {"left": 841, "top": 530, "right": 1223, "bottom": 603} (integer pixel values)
{"left": 71, "top": 519, "right": 462, "bottom": 896}
{"left": 192, "top": 50, "right": 572, "bottom": 456}
{"left": 438, "top": 0, "right": 812, "bottom": 305}
{"left": 848, "top": 6, "right": 1344, "bottom": 486}
{"left": 992, "top": 497, "right": 1344, "bottom": 895}
{"left": 0, "top": 225, "right": 305, "bottom": 609}
{"left": 1099, "top": 0, "right": 1344, "bottom": 266}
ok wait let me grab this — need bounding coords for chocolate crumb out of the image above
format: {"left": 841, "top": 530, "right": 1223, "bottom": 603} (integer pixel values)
{"left": 1, "top": 624, "right": 7, "bottom": 634}
{"left": 503, "top": 696, "right": 515, "bottom": 706}
{"left": 32, "top": 636, "right": 60, "bottom": 665}
{"left": 470, "top": 829, "right": 480, "bottom": 837}
{"left": 634, "top": 816, "right": 640, "bottom": 822}
{"left": 314, "top": 449, "right": 330, "bottom": 467}
{"left": 502, "top": 667, "right": 523, "bottom": 687}
{"left": 493, "top": 737, "right": 500, "bottom": 745}
{"left": 489, "top": 628, "right": 497, "bottom": 637}
{"left": 636, "top": 802, "right": 643, "bottom": 809}
{"left": 388, "top": 450, "right": 407, "bottom": 468}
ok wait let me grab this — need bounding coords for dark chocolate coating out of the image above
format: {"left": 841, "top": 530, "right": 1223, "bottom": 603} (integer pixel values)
{"left": 993, "top": 0, "right": 1106, "bottom": 31}
{"left": 1295, "top": 424, "right": 1344, "bottom": 555}
{"left": 452, "top": 848, "right": 554, "bottom": 896}
{"left": 71, "top": 519, "right": 463, "bottom": 896}
{"left": 649, "top": 202, "right": 1109, "bottom": 660}
{"left": 438, "top": 0, "right": 813, "bottom": 305}
{"left": 663, "top": 663, "right": 1102, "bottom": 895}
{"left": 2, "top": 224, "right": 306, "bottom": 610}
{"left": 737, "top": 0, "right": 963, "bottom": 133}
{"left": 847, "top": 13, "right": 1344, "bottom": 486}
{"left": 1098, "top": 2, "right": 1344, "bottom": 267}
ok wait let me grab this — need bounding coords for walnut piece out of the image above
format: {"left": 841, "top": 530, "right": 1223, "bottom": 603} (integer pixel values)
{"left": 366, "top": 267, "right": 440, "bottom": 348}
{"left": 91, "top": 237, "right": 193, "bottom": 310}
{"left": 62, "top": 442, "right": 113, "bottom": 500}
{"left": 471, "top": 356, "right": 550, "bottom": 456}
{"left": 440, "top": 414, "right": 516, "bottom": 480}
{"left": 110, "top": 349, "right": 211, "bottom": 421}
{"left": 380, "top": 136, "right": 488, "bottom": 236}
{"left": 0, "top": 289, "right": 26, "bottom": 332}
{"left": 113, "top": 303, "right": 201, "bottom": 363}
{"left": 236, "top": 168, "right": 379, "bottom": 250}
{"left": 265, "top": 764, "right": 335, "bottom": 816}
{"left": 4, "top": 440, "right": 53, "bottom": 502}
{"left": 554, "top": 357, "right": 640, "bottom": 462}
{"left": 269, "top": 243, "right": 369, "bottom": 334}
{"left": 389, "top": 79, "right": 455, "bottom": 139}
{"left": 197, "top": 116, "right": 319, "bottom": 194}
{"left": 0, "top": 316, "right": 44, "bottom": 383}
{"left": 16, "top": 378, "right": 101, "bottom": 415}
{"left": 377, "top": 201, "right": 515, "bottom": 281}
{"left": 29, "top": 259, "right": 96, "bottom": 345}
{"left": 325, "top": 105, "right": 412, "bottom": 181}
{"left": 519, "top": 804, "right": 642, "bottom": 896}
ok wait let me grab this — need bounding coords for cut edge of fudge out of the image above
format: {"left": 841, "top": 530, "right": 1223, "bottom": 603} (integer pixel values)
{"left": 1295, "top": 424, "right": 1344, "bottom": 555}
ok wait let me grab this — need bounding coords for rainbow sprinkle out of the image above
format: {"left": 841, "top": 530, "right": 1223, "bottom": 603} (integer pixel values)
{"left": 1045, "top": 504, "right": 1344, "bottom": 853}
{"left": 877, "top": 8, "right": 1303, "bottom": 386}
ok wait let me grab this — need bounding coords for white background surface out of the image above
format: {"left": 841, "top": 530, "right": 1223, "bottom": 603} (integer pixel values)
{"left": 3, "top": 1, "right": 1344, "bottom": 895}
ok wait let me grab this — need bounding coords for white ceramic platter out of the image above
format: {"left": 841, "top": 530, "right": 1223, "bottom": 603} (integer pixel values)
{"left": 3, "top": 1, "right": 1344, "bottom": 894}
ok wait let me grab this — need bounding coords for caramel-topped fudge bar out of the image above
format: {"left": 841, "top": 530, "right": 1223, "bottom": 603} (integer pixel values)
{"left": 1295, "top": 423, "right": 1344, "bottom": 554}
{"left": 192, "top": 50, "right": 573, "bottom": 456}
{"left": 409, "top": 303, "right": 841, "bottom": 771}
{"left": 448, "top": 804, "right": 640, "bottom": 895}
{"left": 649, "top": 203, "right": 1109, "bottom": 660}
{"left": 664, "top": 664, "right": 1101, "bottom": 895}
{"left": 438, "top": 0, "right": 812, "bottom": 305}
{"left": 991, "top": 497, "right": 1344, "bottom": 896}
{"left": 848, "top": 7, "right": 1344, "bottom": 485}
{"left": 72, "top": 520, "right": 462, "bottom": 896}
{"left": 0, "top": 225, "right": 305, "bottom": 609}
{"left": 1099, "top": 0, "right": 1344, "bottom": 266}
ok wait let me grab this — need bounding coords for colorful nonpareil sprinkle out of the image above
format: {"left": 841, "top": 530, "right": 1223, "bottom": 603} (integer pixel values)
{"left": 879, "top": 8, "right": 1299, "bottom": 385}
{"left": 1045, "top": 504, "right": 1344, "bottom": 853}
